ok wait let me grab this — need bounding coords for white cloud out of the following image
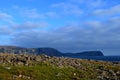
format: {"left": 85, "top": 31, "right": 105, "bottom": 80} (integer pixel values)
{"left": 70, "top": 0, "right": 106, "bottom": 8}
{"left": 11, "top": 21, "right": 49, "bottom": 30}
{"left": 45, "top": 12, "right": 59, "bottom": 18}
{"left": 51, "top": 2, "right": 83, "bottom": 16}
{"left": 12, "top": 6, "right": 60, "bottom": 19}
{"left": 11, "top": 17, "right": 120, "bottom": 55}
{"left": 0, "top": 26, "right": 13, "bottom": 35}
{"left": 0, "top": 0, "right": 120, "bottom": 55}
{"left": 21, "top": 8, "right": 45, "bottom": 19}
{"left": 0, "top": 12, "right": 14, "bottom": 27}
{"left": 89, "top": 0, "right": 106, "bottom": 7}
{"left": 93, "top": 4, "right": 120, "bottom": 16}
{"left": 0, "top": 12, "right": 12, "bottom": 21}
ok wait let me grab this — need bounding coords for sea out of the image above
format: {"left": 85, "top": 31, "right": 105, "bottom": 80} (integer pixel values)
{"left": 69, "top": 56, "right": 120, "bottom": 62}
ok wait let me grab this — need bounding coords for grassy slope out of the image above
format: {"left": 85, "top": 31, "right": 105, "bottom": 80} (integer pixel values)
{"left": 0, "top": 53, "right": 119, "bottom": 80}
{"left": 0, "top": 63, "right": 93, "bottom": 80}
{"left": 0, "top": 61, "right": 119, "bottom": 80}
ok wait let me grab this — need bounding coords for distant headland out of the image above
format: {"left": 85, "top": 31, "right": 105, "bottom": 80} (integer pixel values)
{"left": 0, "top": 46, "right": 104, "bottom": 57}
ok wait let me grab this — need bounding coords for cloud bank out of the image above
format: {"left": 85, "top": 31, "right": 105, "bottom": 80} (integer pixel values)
{"left": 8, "top": 17, "right": 120, "bottom": 55}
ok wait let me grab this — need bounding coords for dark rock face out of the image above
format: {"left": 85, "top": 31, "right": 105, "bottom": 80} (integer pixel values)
{"left": 0, "top": 46, "right": 63, "bottom": 57}
{"left": 0, "top": 46, "right": 104, "bottom": 57}
{"left": 35, "top": 48, "right": 63, "bottom": 56}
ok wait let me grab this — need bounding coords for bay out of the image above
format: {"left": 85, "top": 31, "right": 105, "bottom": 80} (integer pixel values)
{"left": 69, "top": 56, "right": 120, "bottom": 62}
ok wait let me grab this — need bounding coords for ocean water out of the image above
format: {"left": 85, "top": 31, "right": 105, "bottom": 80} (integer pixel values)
{"left": 70, "top": 56, "right": 120, "bottom": 62}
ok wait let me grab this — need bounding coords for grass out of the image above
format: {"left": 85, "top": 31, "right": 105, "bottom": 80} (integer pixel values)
{"left": 0, "top": 58, "right": 119, "bottom": 80}
{"left": 0, "top": 62, "right": 72, "bottom": 80}
{"left": 0, "top": 62, "right": 100, "bottom": 80}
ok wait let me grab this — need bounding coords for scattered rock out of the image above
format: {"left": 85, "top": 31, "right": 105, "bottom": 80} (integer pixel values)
{"left": 0, "top": 53, "right": 119, "bottom": 80}
{"left": 4, "top": 66, "right": 11, "bottom": 70}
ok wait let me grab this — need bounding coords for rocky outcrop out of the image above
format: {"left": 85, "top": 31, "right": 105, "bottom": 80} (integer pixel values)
{"left": 0, "top": 53, "right": 119, "bottom": 80}
{"left": 0, "top": 46, "right": 63, "bottom": 56}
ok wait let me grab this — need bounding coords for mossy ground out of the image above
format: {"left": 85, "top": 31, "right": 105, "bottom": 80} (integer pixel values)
{"left": 0, "top": 54, "right": 119, "bottom": 80}
{"left": 0, "top": 62, "right": 100, "bottom": 80}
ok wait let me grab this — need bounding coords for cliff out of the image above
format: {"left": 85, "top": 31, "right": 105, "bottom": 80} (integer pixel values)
{"left": 0, "top": 46, "right": 63, "bottom": 56}
{"left": 0, "top": 46, "right": 104, "bottom": 56}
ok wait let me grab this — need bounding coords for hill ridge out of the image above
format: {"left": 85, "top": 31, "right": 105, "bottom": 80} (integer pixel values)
{"left": 0, "top": 46, "right": 104, "bottom": 56}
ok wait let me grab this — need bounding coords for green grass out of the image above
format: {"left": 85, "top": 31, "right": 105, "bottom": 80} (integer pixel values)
{"left": 0, "top": 63, "right": 71, "bottom": 80}
{"left": 0, "top": 62, "right": 98, "bottom": 80}
{"left": 0, "top": 61, "right": 119, "bottom": 80}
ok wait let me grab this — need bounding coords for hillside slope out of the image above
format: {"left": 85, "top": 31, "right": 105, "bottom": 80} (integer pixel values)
{"left": 0, "top": 53, "right": 119, "bottom": 80}
{"left": 0, "top": 46, "right": 63, "bottom": 56}
{"left": 0, "top": 46, "right": 104, "bottom": 56}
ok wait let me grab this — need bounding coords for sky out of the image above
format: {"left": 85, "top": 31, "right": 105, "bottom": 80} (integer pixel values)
{"left": 0, "top": 0, "right": 120, "bottom": 55}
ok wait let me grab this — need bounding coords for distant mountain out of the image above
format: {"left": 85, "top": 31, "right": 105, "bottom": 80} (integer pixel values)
{"left": 0, "top": 46, "right": 63, "bottom": 56}
{"left": 0, "top": 46, "right": 104, "bottom": 56}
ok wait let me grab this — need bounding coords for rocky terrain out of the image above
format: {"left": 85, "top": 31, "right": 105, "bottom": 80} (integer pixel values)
{"left": 0, "top": 46, "right": 104, "bottom": 57}
{"left": 0, "top": 53, "right": 119, "bottom": 80}
{"left": 0, "top": 46, "right": 63, "bottom": 56}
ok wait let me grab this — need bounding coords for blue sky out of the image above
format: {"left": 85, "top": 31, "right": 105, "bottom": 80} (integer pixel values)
{"left": 0, "top": 0, "right": 120, "bottom": 55}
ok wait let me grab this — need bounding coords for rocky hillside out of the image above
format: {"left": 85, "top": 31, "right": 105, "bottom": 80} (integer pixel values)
{"left": 0, "top": 46, "right": 104, "bottom": 56}
{"left": 0, "top": 46, "right": 63, "bottom": 56}
{"left": 0, "top": 53, "right": 119, "bottom": 80}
